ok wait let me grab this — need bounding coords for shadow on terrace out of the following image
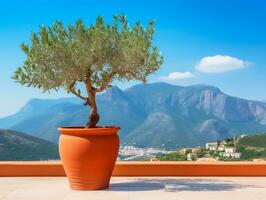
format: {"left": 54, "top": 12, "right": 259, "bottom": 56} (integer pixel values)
{"left": 109, "top": 178, "right": 259, "bottom": 192}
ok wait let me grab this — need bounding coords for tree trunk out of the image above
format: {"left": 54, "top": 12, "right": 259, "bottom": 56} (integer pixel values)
{"left": 85, "top": 87, "right": 100, "bottom": 128}
{"left": 86, "top": 108, "right": 99, "bottom": 128}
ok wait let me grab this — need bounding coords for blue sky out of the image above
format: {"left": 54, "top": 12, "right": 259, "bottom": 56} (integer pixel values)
{"left": 0, "top": 0, "right": 266, "bottom": 117}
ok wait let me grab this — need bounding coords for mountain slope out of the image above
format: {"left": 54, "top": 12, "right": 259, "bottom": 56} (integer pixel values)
{"left": 0, "top": 98, "right": 80, "bottom": 128}
{"left": 0, "top": 129, "right": 59, "bottom": 160}
{"left": 239, "top": 133, "right": 266, "bottom": 148}
{"left": 123, "top": 83, "right": 266, "bottom": 148}
{"left": 1, "top": 83, "right": 266, "bottom": 149}
{"left": 6, "top": 86, "right": 145, "bottom": 142}
{"left": 10, "top": 102, "right": 87, "bottom": 142}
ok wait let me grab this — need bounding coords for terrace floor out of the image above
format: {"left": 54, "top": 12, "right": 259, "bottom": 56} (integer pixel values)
{"left": 1, "top": 177, "right": 266, "bottom": 200}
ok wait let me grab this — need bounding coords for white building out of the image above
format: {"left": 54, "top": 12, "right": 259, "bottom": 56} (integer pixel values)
{"left": 187, "top": 153, "right": 196, "bottom": 161}
{"left": 220, "top": 152, "right": 241, "bottom": 159}
{"left": 218, "top": 146, "right": 225, "bottom": 151}
{"left": 232, "top": 153, "right": 241, "bottom": 159}
{"left": 239, "top": 134, "right": 248, "bottom": 139}
{"left": 224, "top": 147, "right": 236, "bottom": 154}
{"left": 206, "top": 143, "right": 218, "bottom": 150}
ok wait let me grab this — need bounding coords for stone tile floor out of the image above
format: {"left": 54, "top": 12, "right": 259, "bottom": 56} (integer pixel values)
{"left": 0, "top": 177, "right": 266, "bottom": 200}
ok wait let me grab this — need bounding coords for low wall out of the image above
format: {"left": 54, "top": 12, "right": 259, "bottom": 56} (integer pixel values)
{"left": 1, "top": 161, "right": 266, "bottom": 176}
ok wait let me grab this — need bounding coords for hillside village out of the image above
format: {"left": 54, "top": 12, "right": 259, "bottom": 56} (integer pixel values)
{"left": 184, "top": 134, "right": 247, "bottom": 161}
{"left": 119, "top": 134, "right": 266, "bottom": 161}
{"left": 155, "top": 134, "right": 247, "bottom": 161}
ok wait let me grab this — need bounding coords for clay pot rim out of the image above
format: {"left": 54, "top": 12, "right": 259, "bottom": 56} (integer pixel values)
{"left": 58, "top": 126, "right": 120, "bottom": 136}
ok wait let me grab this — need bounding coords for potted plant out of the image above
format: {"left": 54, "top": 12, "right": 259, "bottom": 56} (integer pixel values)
{"left": 12, "top": 15, "right": 163, "bottom": 190}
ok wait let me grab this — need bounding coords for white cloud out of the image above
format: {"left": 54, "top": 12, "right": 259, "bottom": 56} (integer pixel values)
{"left": 195, "top": 55, "right": 248, "bottom": 73}
{"left": 160, "top": 71, "right": 194, "bottom": 81}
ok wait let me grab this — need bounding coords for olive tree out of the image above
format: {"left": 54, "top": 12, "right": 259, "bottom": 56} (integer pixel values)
{"left": 12, "top": 16, "right": 163, "bottom": 128}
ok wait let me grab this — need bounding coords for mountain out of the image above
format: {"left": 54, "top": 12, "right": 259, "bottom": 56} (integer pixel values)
{"left": 0, "top": 129, "right": 59, "bottom": 161}
{"left": 0, "top": 98, "right": 80, "bottom": 128}
{"left": 1, "top": 82, "right": 266, "bottom": 149}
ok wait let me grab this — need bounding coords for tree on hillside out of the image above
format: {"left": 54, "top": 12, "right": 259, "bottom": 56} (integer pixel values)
{"left": 12, "top": 15, "right": 163, "bottom": 128}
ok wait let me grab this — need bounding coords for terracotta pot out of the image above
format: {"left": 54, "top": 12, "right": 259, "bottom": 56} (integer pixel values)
{"left": 58, "top": 126, "right": 120, "bottom": 190}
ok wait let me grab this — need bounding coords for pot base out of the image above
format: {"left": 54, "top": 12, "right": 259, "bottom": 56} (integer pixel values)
{"left": 70, "top": 183, "right": 109, "bottom": 191}
{"left": 58, "top": 127, "right": 120, "bottom": 190}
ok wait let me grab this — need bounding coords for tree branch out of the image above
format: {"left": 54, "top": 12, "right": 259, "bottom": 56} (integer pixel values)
{"left": 69, "top": 88, "right": 87, "bottom": 101}
{"left": 68, "top": 81, "right": 87, "bottom": 101}
{"left": 95, "top": 72, "right": 115, "bottom": 92}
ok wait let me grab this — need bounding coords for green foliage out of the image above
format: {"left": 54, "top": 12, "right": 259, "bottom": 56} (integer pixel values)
{"left": 224, "top": 137, "right": 235, "bottom": 147}
{"left": 234, "top": 147, "right": 258, "bottom": 160}
{"left": 156, "top": 152, "right": 187, "bottom": 161}
{"left": 209, "top": 150, "right": 220, "bottom": 157}
{"left": 191, "top": 155, "right": 197, "bottom": 161}
{"left": 185, "top": 149, "right": 192, "bottom": 154}
{"left": 239, "top": 133, "right": 266, "bottom": 148}
{"left": 209, "top": 150, "right": 215, "bottom": 156}
{"left": 225, "top": 142, "right": 235, "bottom": 147}
{"left": 212, "top": 151, "right": 220, "bottom": 157}
{"left": 235, "top": 133, "right": 266, "bottom": 160}
{"left": 196, "top": 148, "right": 206, "bottom": 158}
{"left": 12, "top": 15, "right": 163, "bottom": 97}
{"left": 218, "top": 157, "right": 241, "bottom": 161}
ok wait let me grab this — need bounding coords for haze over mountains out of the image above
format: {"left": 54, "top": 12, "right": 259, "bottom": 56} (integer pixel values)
{"left": 1, "top": 82, "right": 266, "bottom": 149}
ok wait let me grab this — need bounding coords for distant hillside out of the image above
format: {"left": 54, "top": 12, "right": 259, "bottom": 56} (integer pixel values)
{"left": 0, "top": 82, "right": 266, "bottom": 149}
{"left": 239, "top": 133, "right": 266, "bottom": 148}
{"left": 237, "top": 133, "right": 266, "bottom": 160}
{"left": 0, "top": 129, "right": 59, "bottom": 161}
